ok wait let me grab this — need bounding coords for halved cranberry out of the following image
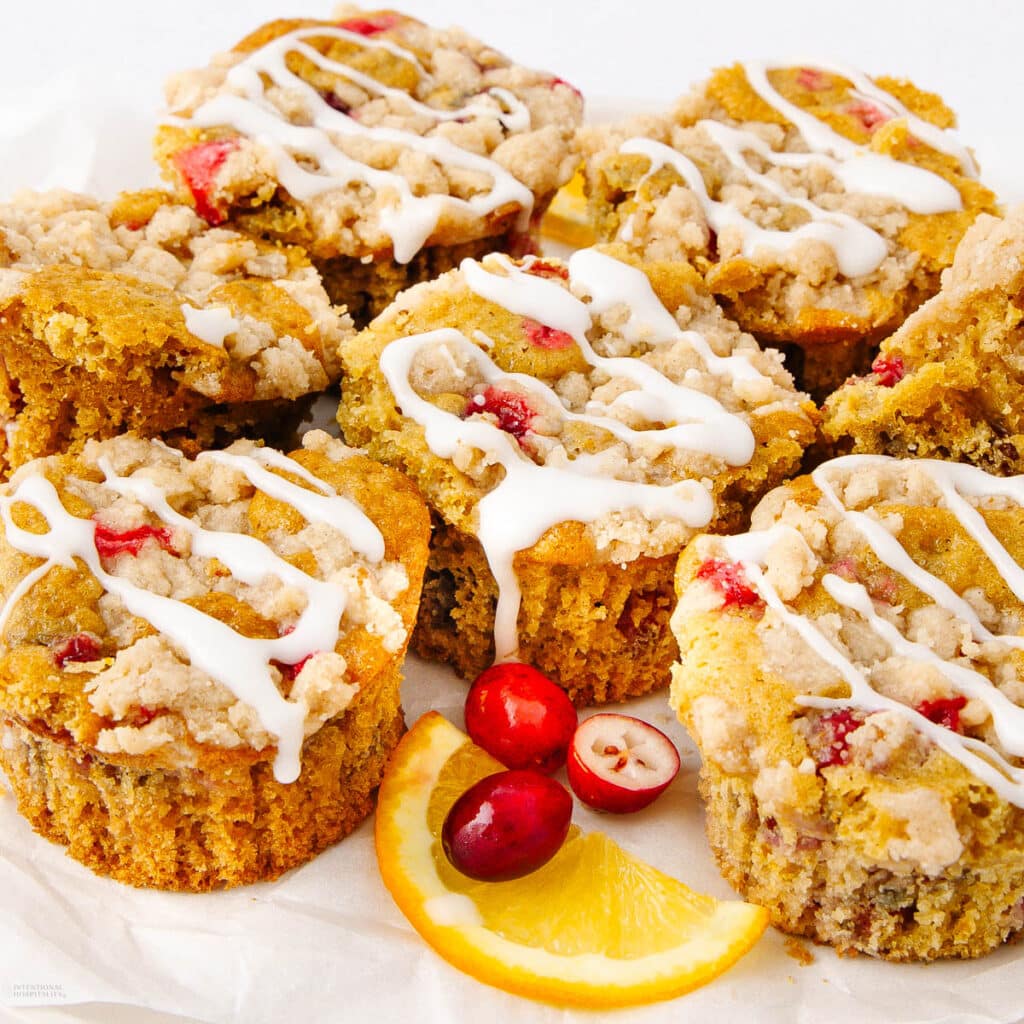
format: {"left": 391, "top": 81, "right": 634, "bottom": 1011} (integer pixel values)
{"left": 797, "top": 67, "right": 832, "bottom": 91}
{"left": 816, "top": 709, "right": 864, "bottom": 768}
{"left": 524, "top": 260, "right": 569, "bottom": 281}
{"left": 695, "top": 558, "right": 763, "bottom": 610}
{"left": 847, "top": 100, "right": 891, "bottom": 133}
{"left": 274, "top": 653, "right": 316, "bottom": 683}
{"left": 916, "top": 696, "right": 967, "bottom": 733}
{"left": 829, "top": 557, "right": 860, "bottom": 582}
{"left": 172, "top": 138, "right": 240, "bottom": 225}
{"left": 53, "top": 633, "right": 102, "bottom": 667}
{"left": 93, "top": 522, "right": 177, "bottom": 559}
{"left": 464, "top": 386, "right": 536, "bottom": 442}
{"left": 132, "top": 706, "right": 159, "bottom": 727}
{"left": 566, "top": 714, "right": 680, "bottom": 814}
{"left": 549, "top": 77, "right": 583, "bottom": 101}
{"left": 522, "top": 318, "right": 575, "bottom": 351}
{"left": 336, "top": 12, "right": 401, "bottom": 35}
{"left": 871, "top": 354, "right": 905, "bottom": 387}
{"left": 322, "top": 91, "right": 352, "bottom": 114}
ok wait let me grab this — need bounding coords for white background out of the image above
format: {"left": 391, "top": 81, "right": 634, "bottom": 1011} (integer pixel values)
{"left": 1, "top": 3, "right": 1023, "bottom": 1024}
{"left": 0, "top": 0, "right": 1022, "bottom": 201}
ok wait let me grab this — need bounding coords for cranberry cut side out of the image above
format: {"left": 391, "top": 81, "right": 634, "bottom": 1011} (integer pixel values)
{"left": 796, "top": 67, "right": 832, "bottom": 91}
{"left": 916, "top": 696, "right": 967, "bottom": 733}
{"left": 274, "top": 653, "right": 317, "bottom": 683}
{"left": 695, "top": 558, "right": 763, "bottom": 609}
{"left": 847, "top": 100, "right": 891, "bottom": 133}
{"left": 816, "top": 709, "right": 865, "bottom": 768}
{"left": 336, "top": 13, "right": 401, "bottom": 35}
{"left": 522, "top": 318, "right": 575, "bottom": 351}
{"left": 871, "top": 354, "right": 905, "bottom": 387}
{"left": 53, "top": 633, "right": 102, "bottom": 667}
{"left": 94, "top": 522, "right": 177, "bottom": 559}
{"left": 172, "top": 138, "right": 240, "bottom": 225}
{"left": 464, "top": 386, "right": 536, "bottom": 443}
{"left": 524, "top": 260, "right": 569, "bottom": 281}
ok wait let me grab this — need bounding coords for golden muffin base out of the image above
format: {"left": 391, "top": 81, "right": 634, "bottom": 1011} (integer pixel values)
{"left": 413, "top": 516, "right": 678, "bottom": 705}
{"left": 0, "top": 662, "right": 404, "bottom": 892}
{"left": 698, "top": 768, "right": 1024, "bottom": 961}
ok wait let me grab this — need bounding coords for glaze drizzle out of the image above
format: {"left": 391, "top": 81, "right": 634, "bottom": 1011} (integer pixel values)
{"left": 619, "top": 60, "right": 969, "bottom": 278}
{"left": 380, "top": 249, "right": 779, "bottom": 660}
{"left": 182, "top": 24, "right": 537, "bottom": 263}
{"left": 719, "top": 455, "right": 1024, "bottom": 807}
{"left": 0, "top": 445, "right": 387, "bottom": 783}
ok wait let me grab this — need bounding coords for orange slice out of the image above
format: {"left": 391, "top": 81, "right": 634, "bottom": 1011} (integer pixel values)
{"left": 539, "top": 166, "right": 597, "bottom": 248}
{"left": 374, "top": 711, "right": 768, "bottom": 1008}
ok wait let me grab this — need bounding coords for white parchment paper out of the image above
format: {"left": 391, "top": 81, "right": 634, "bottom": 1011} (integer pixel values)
{"left": 0, "top": 74, "right": 1022, "bottom": 1024}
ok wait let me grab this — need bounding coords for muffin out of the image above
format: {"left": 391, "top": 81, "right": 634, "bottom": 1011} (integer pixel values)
{"left": 0, "top": 430, "right": 430, "bottom": 890}
{"left": 0, "top": 189, "right": 350, "bottom": 477}
{"left": 155, "top": 7, "right": 583, "bottom": 325}
{"left": 824, "top": 205, "right": 1024, "bottom": 472}
{"left": 580, "top": 61, "right": 997, "bottom": 396}
{"left": 337, "top": 245, "right": 816, "bottom": 703}
{"left": 670, "top": 454, "right": 1024, "bottom": 959}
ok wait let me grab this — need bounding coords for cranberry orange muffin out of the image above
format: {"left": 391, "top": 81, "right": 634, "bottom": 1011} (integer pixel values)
{"left": 0, "top": 430, "right": 430, "bottom": 890}
{"left": 338, "top": 246, "right": 816, "bottom": 703}
{"left": 670, "top": 455, "right": 1024, "bottom": 959}
{"left": 0, "top": 189, "right": 350, "bottom": 478}
{"left": 824, "top": 206, "right": 1024, "bottom": 472}
{"left": 580, "top": 62, "right": 997, "bottom": 396}
{"left": 155, "top": 7, "right": 583, "bottom": 324}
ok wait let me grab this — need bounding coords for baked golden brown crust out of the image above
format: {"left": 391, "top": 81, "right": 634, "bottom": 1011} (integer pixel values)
{"left": 0, "top": 432, "right": 430, "bottom": 889}
{"left": 1, "top": 665, "right": 404, "bottom": 891}
{"left": 581, "top": 63, "right": 998, "bottom": 397}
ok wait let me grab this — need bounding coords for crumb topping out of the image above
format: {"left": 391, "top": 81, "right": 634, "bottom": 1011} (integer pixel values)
{"left": 688, "top": 455, "right": 1024, "bottom": 818}
{"left": 0, "top": 189, "right": 350, "bottom": 389}
{"left": 159, "top": 8, "right": 582, "bottom": 258}
{"left": 383, "top": 249, "right": 812, "bottom": 564}
{"left": 0, "top": 432, "right": 410, "bottom": 777}
{"left": 581, "top": 62, "right": 994, "bottom": 331}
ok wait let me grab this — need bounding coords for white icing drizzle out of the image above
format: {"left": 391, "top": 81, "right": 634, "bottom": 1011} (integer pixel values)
{"left": 716, "top": 456, "right": 1024, "bottom": 807}
{"left": 0, "top": 447, "right": 387, "bottom": 783}
{"left": 185, "top": 25, "right": 535, "bottom": 263}
{"left": 200, "top": 450, "right": 385, "bottom": 562}
{"left": 379, "top": 250, "right": 774, "bottom": 659}
{"left": 181, "top": 303, "right": 240, "bottom": 349}
{"left": 743, "top": 61, "right": 978, "bottom": 177}
{"left": 619, "top": 60, "right": 970, "bottom": 278}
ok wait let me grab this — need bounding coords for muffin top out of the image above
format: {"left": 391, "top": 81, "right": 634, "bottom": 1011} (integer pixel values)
{"left": 155, "top": 7, "right": 583, "bottom": 259}
{"left": 673, "top": 455, "right": 1024, "bottom": 846}
{"left": 0, "top": 432, "right": 429, "bottom": 782}
{"left": 581, "top": 62, "right": 997, "bottom": 343}
{"left": 339, "top": 246, "right": 816, "bottom": 657}
{"left": 0, "top": 188, "right": 349, "bottom": 397}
